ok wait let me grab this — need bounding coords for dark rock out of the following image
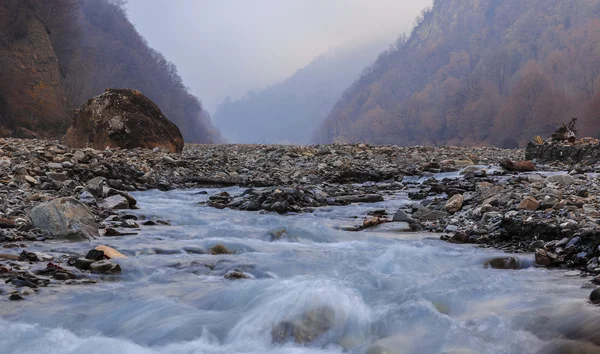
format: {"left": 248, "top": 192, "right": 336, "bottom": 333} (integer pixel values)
{"left": 9, "top": 293, "right": 24, "bottom": 301}
{"left": 85, "top": 249, "right": 105, "bottom": 261}
{"left": 535, "top": 249, "right": 554, "bottom": 266}
{"left": 53, "top": 272, "right": 73, "bottom": 281}
{"left": 210, "top": 244, "right": 232, "bottom": 255}
{"left": 271, "top": 200, "right": 288, "bottom": 214}
{"left": 224, "top": 270, "right": 251, "bottom": 280}
{"left": 0, "top": 218, "right": 16, "bottom": 229}
{"left": 590, "top": 288, "right": 600, "bottom": 305}
{"left": 484, "top": 257, "right": 522, "bottom": 270}
{"left": 334, "top": 194, "right": 384, "bottom": 204}
{"left": 74, "top": 258, "right": 95, "bottom": 270}
{"left": 90, "top": 260, "right": 121, "bottom": 273}
{"left": 63, "top": 89, "right": 184, "bottom": 153}
{"left": 392, "top": 210, "right": 414, "bottom": 223}
{"left": 500, "top": 160, "right": 536, "bottom": 172}
{"left": 103, "top": 228, "right": 125, "bottom": 236}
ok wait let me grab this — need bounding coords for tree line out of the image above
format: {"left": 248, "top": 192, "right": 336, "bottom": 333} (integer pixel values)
{"left": 0, "top": 0, "right": 220, "bottom": 142}
{"left": 315, "top": 0, "right": 600, "bottom": 148}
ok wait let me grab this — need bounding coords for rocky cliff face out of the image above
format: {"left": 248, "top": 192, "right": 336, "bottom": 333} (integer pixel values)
{"left": 0, "top": 0, "right": 66, "bottom": 136}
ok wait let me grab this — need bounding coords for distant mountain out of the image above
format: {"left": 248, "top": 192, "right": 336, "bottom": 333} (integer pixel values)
{"left": 0, "top": 0, "right": 221, "bottom": 142}
{"left": 213, "top": 40, "right": 390, "bottom": 144}
{"left": 315, "top": 0, "right": 600, "bottom": 148}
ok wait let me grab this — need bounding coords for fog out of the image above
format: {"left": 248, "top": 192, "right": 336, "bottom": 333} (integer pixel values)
{"left": 125, "top": 0, "right": 432, "bottom": 114}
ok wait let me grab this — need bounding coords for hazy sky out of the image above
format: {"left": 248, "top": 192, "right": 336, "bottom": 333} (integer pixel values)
{"left": 125, "top": 0, "right": 432, "bottom": 113}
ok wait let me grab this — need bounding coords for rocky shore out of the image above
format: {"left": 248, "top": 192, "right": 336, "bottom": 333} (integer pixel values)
{"left": 3, "top": 136, "right": 600, "bottom": 302}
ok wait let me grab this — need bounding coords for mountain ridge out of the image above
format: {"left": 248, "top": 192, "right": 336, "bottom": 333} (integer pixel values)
{"left": 315, "top": 0, "right": 600, "bottom": 148}
{"left": 213, "top": 40, "right": 390, "bottom": 144}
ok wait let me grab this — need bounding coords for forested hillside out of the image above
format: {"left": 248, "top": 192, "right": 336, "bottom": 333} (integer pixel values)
{"left": 0, "top": 0, "right": 220, "bottom": 142}
{"left": 213, "top": 41, "right": 387, "bottom": 144}
{"left": 316, "top": 0, "right": 600, "bottom": 148}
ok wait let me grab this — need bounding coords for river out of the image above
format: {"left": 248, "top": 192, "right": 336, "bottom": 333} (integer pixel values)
{"left": 0, "top": 187, "right": 596, "bottom": 354}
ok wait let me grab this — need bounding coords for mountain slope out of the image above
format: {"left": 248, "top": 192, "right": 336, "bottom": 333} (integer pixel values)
{"left": 0, "top": 0, "right": 221, "bottom": 143}
{"left": 316, "top": 0, "right": 600, "bottom": 148}
{"left": 213, "top": 40, "right": 388, "bottom": 144}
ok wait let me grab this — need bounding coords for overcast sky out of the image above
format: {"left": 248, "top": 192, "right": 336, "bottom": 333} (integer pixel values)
{"left": 125, "top": 0, "right": 432, "bottom": 114}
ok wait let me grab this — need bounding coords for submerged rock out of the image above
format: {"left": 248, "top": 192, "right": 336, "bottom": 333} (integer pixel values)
{"left": 272, "top": 307, "right": 335, "bottom": 345}
{"left": 484, "top": 257, "right": 522, "bottom": 270}
{"left": 210, "top": 244, "right": 232, "bottom": 255}
{"left": 28, "top": 197, "right": 99, "bottom": 241}
{"left": 224, "top": 270, "right": 251, "bottom": 280}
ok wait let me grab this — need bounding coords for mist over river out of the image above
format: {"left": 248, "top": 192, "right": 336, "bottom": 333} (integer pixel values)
{"left": 0, "top": 188, "right": 597, "bottom": 354}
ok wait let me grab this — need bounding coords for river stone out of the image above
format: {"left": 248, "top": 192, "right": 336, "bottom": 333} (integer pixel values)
{"left": 46, "top": 172, "right": 68, "bottom": 182}
{"left": 517, "top": 196, "right": 540, "bottom": 211}
{"left": 99, "top": 195, "right": 130, "bottom": 210}
{"left": 445, "top": 194, "right": 464, "bottom": 213}
{"left": 590, "top": 288, "right": 600, "bottom": 305}
{"left": 413, "top": 207, "right": 449, "bottom": 221}
{"left": 28, "top": 197, "right": 99, "bottom": 241}
{"left": 74, "top": 258, "right": 95, "bottom": 270}
{"left": 210, "top": 244, "right": 232, "bottom": 255}
{"left": 365, "top": 222, "right": 412, "bottom": 233}
{"left": 535, "top": 249, "right": 553, "bottom": 266}
{"left": 85, "top": 177, "right": 106, "bottom": 197}
{"left": 334, "top": 194, "right": 384, "bottom": 204}
{"left": 271, "top": 307, "right": 335, "bottom": 344}
{"left": 484, "top": 257, "right": 521, "bottom": 270}
{"left": 392, "top": 210, "right": 413, "bottom": 223}
{"left": 0, "top": 218, "right": 16, "bottom": 229}
{"left": 90, "top": 260, "right": 121, "bottom": 273}
{"left": 547, "top": 174, "right": 575, "bottom": 186}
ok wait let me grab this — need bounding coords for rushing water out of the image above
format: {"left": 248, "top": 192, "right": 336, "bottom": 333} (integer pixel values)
{"left": 0, "top": 187, "right": 597, "bottom": 354}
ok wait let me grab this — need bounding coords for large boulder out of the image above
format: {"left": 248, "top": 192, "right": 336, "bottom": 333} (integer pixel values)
{"left": 62, "top": 89, "right": 184, "bottom": 153}
{"left": 28, "top": 198, "right": 99, "bottom": 241}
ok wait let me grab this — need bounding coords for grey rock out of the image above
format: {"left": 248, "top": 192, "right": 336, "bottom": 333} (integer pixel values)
{"left": 46, "top": 172, "right": 68, "bottom": 182}
{"left": 99, "top": 195, "right": 130, "bottom": 210}
{"left": 28, "top": 197, "right": 99, "bottom": 241}
{"left": 366, "top": 222, "right": 412, "bottom": 233}
{"left": 86, "top": 177, "right": 106, "bottom": 197}
{"left": 46, "top": 162, "right": 63, "bottom": 170}
{"left": 413, "top": 207, "right": 449, "bottom": 221}
{"left": 90, "top": 260, "right": 121, "bottom": 273}
{"left": 392, "top": 210, "right": 414, "bottom": 223}
{"left": 547, "top": 174, "right": 575, "bottom": 186}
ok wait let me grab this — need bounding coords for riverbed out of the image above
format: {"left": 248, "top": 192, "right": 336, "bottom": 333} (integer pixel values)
{"left": 0, "top": 188, "right": 596, "bottom": 354}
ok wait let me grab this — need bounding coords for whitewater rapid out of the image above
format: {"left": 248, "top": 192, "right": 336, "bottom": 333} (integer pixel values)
{"left": 0, "top": 188, "right": 594, "bottom": 354}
